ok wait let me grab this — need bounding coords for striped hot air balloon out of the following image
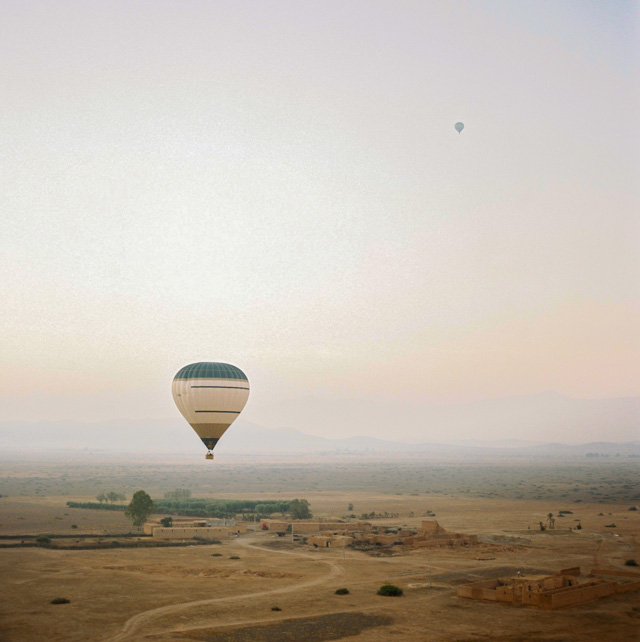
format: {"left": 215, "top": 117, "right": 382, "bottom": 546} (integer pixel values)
{"left": 172, "top": 362, "right": 250, "bottom": 460}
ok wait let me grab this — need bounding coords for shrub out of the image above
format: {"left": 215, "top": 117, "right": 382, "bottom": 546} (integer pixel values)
{"left": 629, "top": 506, "right": 638, "bottom": 511}
{"left": 625, "top": 559, "right": 638, "bottom": 567}
{"left": 229, "top": 556, "right": 240, "bottom": 559}
{"left": 211, "top": 553, "right": 222, "bottom": 557}
{"left": 335, "top": 588, "right": 350, "bottom": 595}
{"left": 377, "top": 584, "right": 403, "bottom": 596}
{"left": 71, "top": 524, "right": 78, "bottom": 529}
{"left": 36, "top": 536, "right": 51, "bottom": 545}
{"left": 51, "top": 598, "right": 70, "bottom": 604}
{"left": 271, "top": 606, "right": 281, "bottom": 611}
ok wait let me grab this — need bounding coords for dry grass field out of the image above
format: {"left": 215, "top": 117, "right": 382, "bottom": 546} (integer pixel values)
{"left": 1, "top": 454, "right": 638, "bottom": 642}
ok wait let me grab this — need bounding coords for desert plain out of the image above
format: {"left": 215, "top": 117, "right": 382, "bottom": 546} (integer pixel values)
{"left": 1, "top": 453, "right": 638, "bottom": 642}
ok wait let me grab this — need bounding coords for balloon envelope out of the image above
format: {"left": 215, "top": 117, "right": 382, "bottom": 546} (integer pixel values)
{"left": 455, "top": 122, "right": 464, "bottom": 133}
{"left": 172, "top": 362, "right": 249, "bottom": 454}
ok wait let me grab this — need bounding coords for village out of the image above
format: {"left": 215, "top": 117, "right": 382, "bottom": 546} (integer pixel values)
{"left": 141, "top": 514, "right": 640, "bottom": 612}
{"left": 144, "top": 516, "right": 479, "bottom": 551}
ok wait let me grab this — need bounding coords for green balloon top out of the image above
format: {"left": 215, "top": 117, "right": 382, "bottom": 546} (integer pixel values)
{"left": 455, "top": 122, "right": 464, "bottom": 133}
{"left": 173, "top": 362, "right": 248, "bottom": 381}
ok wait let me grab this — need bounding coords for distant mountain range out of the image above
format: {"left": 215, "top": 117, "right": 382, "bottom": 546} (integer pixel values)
{"left": 249, "top": 391, "right": 640, "bottom": 444}
{"left": 0, "top": 392, "right": 638, "bottom": 458}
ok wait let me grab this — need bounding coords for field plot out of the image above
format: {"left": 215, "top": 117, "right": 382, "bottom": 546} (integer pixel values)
{"left": 0, "top": 455, "right": 638, "bottom": 641}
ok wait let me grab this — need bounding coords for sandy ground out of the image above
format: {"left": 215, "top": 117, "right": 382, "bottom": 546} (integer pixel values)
{"left": 1, "top": 489, "right": 638, "bottom": 642}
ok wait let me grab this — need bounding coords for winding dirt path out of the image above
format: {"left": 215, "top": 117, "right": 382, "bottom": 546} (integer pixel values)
{"left": 106, "top": 537, "right": 344, "bottom": 642}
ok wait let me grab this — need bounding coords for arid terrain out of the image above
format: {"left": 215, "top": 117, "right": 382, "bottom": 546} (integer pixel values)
{"left": 1, "top": 454, "right": 638, "bottom": 642}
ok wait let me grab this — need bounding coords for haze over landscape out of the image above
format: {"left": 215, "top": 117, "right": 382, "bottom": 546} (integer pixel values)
{"left": 2, "top": 0, "right": 639, "bottom": 449}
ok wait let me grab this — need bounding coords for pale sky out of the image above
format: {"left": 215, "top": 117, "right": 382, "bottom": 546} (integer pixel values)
{"left": 1, "top": 1, "right": 639, "bottom": 436}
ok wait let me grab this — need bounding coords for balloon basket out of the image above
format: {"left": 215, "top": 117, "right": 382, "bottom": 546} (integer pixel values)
{"left": 205, "top": 452, "right": 214, "bottom": 460}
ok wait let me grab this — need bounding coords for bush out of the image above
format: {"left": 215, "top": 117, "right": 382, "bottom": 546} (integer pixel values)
{"left": 229, "top": 556, "right": 240, "bottom": 559}
{"left": 377, "top": 584, "right": 403, "bottom": 596}
{"left": 51, "top": 598, "right": 70, "bottom": 604}
{"left": 71, "top": 524, "right": 78, "bottom": 529}
{"left": 335, "top": 588, "right": 350, "bottom": 595}
{"left": 629, "top": 506, "right": 638, "bottom": 511}
{"left": 211, "top": 553, "right": 222, "bottom": 557}
{"left": 36, "top": 536, "right": 51, "bottom": 545}
{"left": 271, "top": 606, "right": 281, "bottom": 611}
{"left": 625, "top": 559, "right": 638, "bottom": 567}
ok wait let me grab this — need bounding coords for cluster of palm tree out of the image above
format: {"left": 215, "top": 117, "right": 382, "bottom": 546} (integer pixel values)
{"left": 538, "top": 513, "right": 556, "bottom": 531}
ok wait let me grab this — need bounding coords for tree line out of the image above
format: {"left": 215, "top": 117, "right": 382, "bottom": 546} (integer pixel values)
{"left": 67, "top": 497, "right": 306, "bottom": 520}
{"left": 96, "top": 492, "right": 126, "bottom": 504}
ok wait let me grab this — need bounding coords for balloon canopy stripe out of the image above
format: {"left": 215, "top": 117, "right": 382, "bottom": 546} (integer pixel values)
{"left": 191, "top": 385, "right": 249, "bottom": 390}
{"left": 195, "top": 410, "right": 241, "bottom": 413}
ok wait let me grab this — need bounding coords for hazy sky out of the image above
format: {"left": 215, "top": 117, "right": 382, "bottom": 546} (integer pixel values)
{"left": 2, "top": 1, "right": 639, "bottom": 434}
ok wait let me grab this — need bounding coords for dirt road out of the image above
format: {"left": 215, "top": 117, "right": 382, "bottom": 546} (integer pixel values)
{"left": 106, "top": 537, "right": 344, "bottom": 642}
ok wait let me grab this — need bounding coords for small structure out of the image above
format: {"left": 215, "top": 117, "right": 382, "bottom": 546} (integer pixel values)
{"left": 457, "top": 567, "right": 640, "bottom": 610}
{"left": 307, "top": 535, "right": 354, "bottom": 549}
{"left": 402, "top": 520, "right": 478, "bottom": 548}
{"left": 263, "top": 520, "right": 290, "bottom": 535}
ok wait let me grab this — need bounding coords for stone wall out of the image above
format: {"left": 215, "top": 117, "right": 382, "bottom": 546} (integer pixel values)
{"left": 457, "top": 579, "right": 499, "bottom": 601}
{"left": 537, "top": 581, "right": 617, "bottom": 610}
{"left": 152, "top": 526, "right": 230, "bottom": 540}
{"left": 307, "top": 535, "right": 354, "bottom": 548}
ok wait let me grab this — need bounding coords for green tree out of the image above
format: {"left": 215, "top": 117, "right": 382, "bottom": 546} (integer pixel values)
{"left": 377, "top": 584, "right": 403, "bottom": 596}
{"left": 160, "top": 516, "right": 173, "bottom": 527}
{"left": 96, "top": 493, "right": 107, "bottom": 503}
{"left": 125, "top": 490, "right": 155, "bottom": 529}
{"left": 347, "top": 503, "right": 354, "bottom": 512}
{"left": 289, "top": 498, "right": 312, "bottom": 520}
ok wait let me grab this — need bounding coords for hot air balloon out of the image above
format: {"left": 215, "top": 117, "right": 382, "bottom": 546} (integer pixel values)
{"left": 455, "top": 122, "right": 464, "bottom": 134}
{"left": 172, "top": 362, "right": 249, "bottom": 460}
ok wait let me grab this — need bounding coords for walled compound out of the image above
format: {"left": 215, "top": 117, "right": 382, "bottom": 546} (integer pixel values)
{"left": 457, "top": 567, "right": 640, "bottom": 609}
{"left": 260, "top": 519, "right": 478, "bottom": 550}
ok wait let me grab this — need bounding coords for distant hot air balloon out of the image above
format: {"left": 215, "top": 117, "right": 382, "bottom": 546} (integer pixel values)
{"left": 172, "top": 362, "right": 250, "bottom": 460}
{"left": 455, "top": 122, "right": 464, "bottom": 134}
